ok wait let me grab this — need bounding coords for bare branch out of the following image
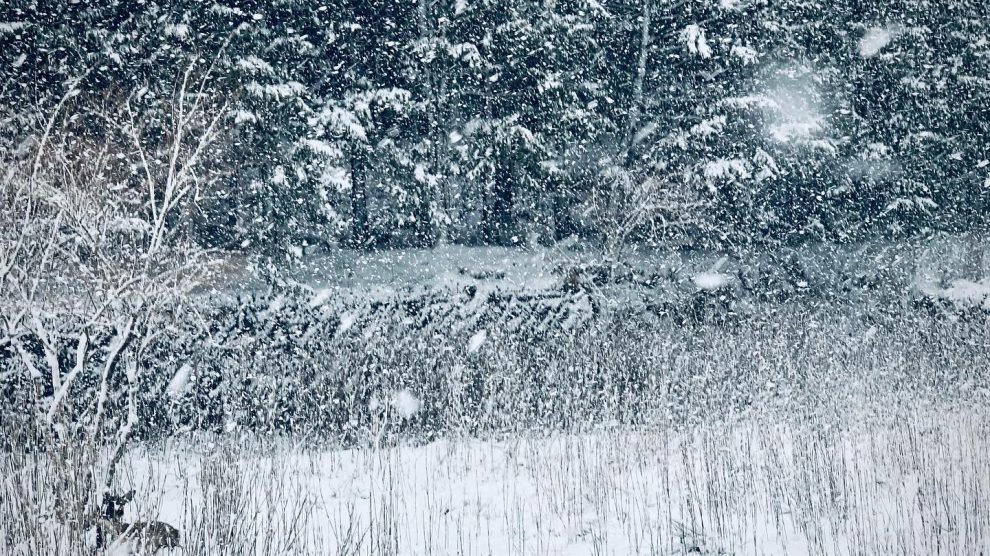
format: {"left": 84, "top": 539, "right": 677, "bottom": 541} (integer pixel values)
{"left": 90, "top": 316, "right": 135, "bottom": 442}
{"left": 46, "top": 332, "right": 89, "bottom": 424}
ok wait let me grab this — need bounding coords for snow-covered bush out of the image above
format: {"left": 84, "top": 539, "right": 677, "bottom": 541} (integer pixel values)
{"left": 37, "top": 281, "right": 977, "bottom": 448}
{"left": 0, "top": 60, "right": 228, "bottom": 531}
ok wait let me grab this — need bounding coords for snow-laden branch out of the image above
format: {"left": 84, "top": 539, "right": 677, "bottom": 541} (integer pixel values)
{"left": 46, "top": 332, "right": 88, "bottom": 424}
{"left": 11, "top": 337, "right": 43, "bottom": 380}
{"left": 104, "top": 357, "right": 139, "bottom": 491}
{"left": 90, "top": 316, "right": 135, "bottom": 442}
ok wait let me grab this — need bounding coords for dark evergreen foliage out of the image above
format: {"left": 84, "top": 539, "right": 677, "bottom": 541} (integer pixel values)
{"left": 2, "top": 0, "right": 988, "bottom": 253}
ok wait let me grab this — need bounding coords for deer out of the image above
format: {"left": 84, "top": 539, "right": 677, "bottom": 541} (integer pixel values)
{"left": 96, "top": 490, "right": 180, "bottom": 554}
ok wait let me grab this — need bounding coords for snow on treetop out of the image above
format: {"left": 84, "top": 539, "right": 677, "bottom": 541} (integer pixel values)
{"left": 730, "top": 45, "right": 759, "bottom": 65}
{"left": 703, "top": 158, "right": 751, "bottom": 183}
{"left": 860, "top": 27, "right": 895, "bottom": 58}
{"left": 0, "top": 22, "right": 29, "bottom": 34}
{"left": 681, "top": 25, "right": 712, "bottom": 59}
{"left": 163, "top": 24, "right": 191, "bottom": 40}
{"left": 237, "top": 56, "right": 275, "bottom": 75}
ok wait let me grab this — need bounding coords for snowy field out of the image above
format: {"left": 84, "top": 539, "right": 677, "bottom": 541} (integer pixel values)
{"left": 5, "top": 405, "right": 989, "bottom": 555}
{"left": 3, "top": 237, "right": 988, "bottom": 555}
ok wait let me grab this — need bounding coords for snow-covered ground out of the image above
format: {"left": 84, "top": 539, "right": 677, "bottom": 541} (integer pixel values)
{"left": 4, "top": 235, "right": 987, "bottom": 556}
{"left": 9, "top": 406, "right": 982, "bottom": 556}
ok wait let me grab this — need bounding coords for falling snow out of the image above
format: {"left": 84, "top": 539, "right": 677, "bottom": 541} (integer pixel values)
{"left": 2, "top": 2, "right": 989, "bottom": 554}
{"left": 692, "top": 272, "right": 731, "bottom": 291}
{"left": 389, "top": 389, "right": 422, "bottom": 420}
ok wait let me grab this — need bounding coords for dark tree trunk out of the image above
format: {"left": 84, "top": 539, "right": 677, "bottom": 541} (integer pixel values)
{"left": 412, "top": 0, "right": 437, "bottom": 249}
{"left": 349, "top": 147, "right": 369, "bottom": 249}
{"left": 553, "top": 179, "right": 577, "bottom": 241}
{"left": 411, "top": 183, "right": 434, "bottom": 248}
{"left": 483, "top": 160, "right": 516, "bottom": 246}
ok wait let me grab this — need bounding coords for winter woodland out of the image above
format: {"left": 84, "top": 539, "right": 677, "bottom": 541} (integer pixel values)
{"left": 1, "top": 1, "right": 989, "bottom": 554}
